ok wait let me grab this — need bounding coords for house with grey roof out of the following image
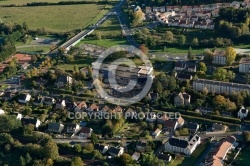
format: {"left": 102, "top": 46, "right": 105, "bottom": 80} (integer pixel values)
{"left": 186, "top": 122, "right": 199, "bottom": 133}
{"left": 165, "top": 134, "right": 201, "bottom": 155}
{"left": 174, "top": 92, "right": 191, "bottom": 106}
{"left": 48, "top": 122, "right": 64, "bottom": 133}
{"left": 55, "top": 75, "right": 73, "bottom": 88}
{"left": 109, "top": 147, "right": 124, "bottom": 157}
{"left": 21, "top": 117, "right": 41, "bottom": 128}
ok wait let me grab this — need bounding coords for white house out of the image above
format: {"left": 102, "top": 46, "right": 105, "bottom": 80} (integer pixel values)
{"left": 56, "top": 99, "right": 66, "bottom": 109}
{"left": 109, "top": 147, "right": 124, "bottom": 157}
{"left": 65, "top": 123, "right": 80, "bottom": 134}
{"left": 165, "top": 134, "right": 201, "bottom": 156}
{"left": 18, "top": 93, "right": 31, "bottom": 104}
{"left": 94, "top": 144, "right": 109, "bottom": 154}
{"left": 238, "top": 106, "right": 249, "bottom": 119}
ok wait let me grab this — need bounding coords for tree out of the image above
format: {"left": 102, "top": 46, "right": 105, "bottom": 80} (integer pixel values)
{"left": 187, "top": 46, "right": 193, "bottom": 59}
{"left": 140, "top": 153, "right": 166, "bottom": 166}
{"left": 139, "top": 44, "right": 149, "bottom": 54}
{"left": 71, "top": 157, "right": 85, "bottom": 166}
{"left": 23, "top": 22, "right": 28, "bottom": 31}
{"left": 132, "top": 9, "right": 144, "bottom": 27}
{"left": 225, "top": 47, "right": 236, "bottom": 65}
{"left": 19, "top": 156, "right": 26, "bottom": 166}
{"left": 154, "top": 82, "right": 163, "bottom": 94}
{"left": 243, "top": 131, "right": 250, "bottom": 142}
{"left": 0, "top": 115, "right": 21, "bottom": 132}
{"left": 22, "top": 124, "right": 35, "bottom": 136}
{"left": 23, "top": 107, "right": 32, "bottom": 116}
{"left": 213, "top": 95, "right": 227, "bottom": 110}
{"left": 213, "top": 68, "right": 235, "bottom": 81}
{"left": 191, "top": 37, "right": 199, "bottom": 46}
{"left": 120, "top": 153, "right": 133, "bottom": 166}
{"left": 74, "top": 65, "right": 79, "bottom": 73}
{"left": 204, "top": 49, "right": 214, "bottom": 64}
{"left": 43, "top": 140, "right": 59, "bottom": 160}
{"left": 74, "top": 144, "right": 82, "bottom": 153}
{"left": 165, "top": 31, "right": 174, "bottom": 42}
{"left": 25, "top": 153, "right": 32, "bottom": 164}
{"left": 90, "top": 133, "right": 99, "bottom": 144}
{"left": 96, "top": 32, "right": 102, "bottom": 40}
{"left": 199, "top": 62, "right": 207, "bottom": 72}
{"left": 178, "top": 35, "right": 186, "bottom": 46}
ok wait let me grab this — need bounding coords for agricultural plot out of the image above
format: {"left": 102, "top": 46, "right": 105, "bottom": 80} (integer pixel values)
{"left": 0, "top": 4, "right": 106, "bottom": 32}
{"left": 0, "top": 0, "right": 89, "bottom": 5}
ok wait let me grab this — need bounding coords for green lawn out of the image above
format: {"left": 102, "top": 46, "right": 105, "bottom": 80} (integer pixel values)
{"left": 57, "top": 59, "right": 95, "bottom": 71}
{"left": 0, "top": 4, "right": 106, "bottom": 32}
{"left": 0, "top": 0, "right": 90, "bottom": 5}
{"left": 17, "top": 45, "right": 51, "bottom": 54}
{"left": 94, "top": 16, "right": 122, "bottom": 37}
{"left": 151, "top": 46, "right": 205, "bottom": 54}
{"left": 235, "top": 149, "right": 250, "bottom": 166}
{"left": 0, "top": 84, "right": 9, "bottom": 90}
{"left": 77, "top": 37, "right": 127, "bottom": 48}
{"left": 181, "top": 140, "right": 210, "bottom": 166}
{"left": 170, "top": 158, "right": 185, "bottom": 166}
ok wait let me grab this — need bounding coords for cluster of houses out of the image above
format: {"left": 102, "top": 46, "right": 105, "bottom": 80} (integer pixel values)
{"left": 139, "top": 1, "right": 248, "bottom": 29}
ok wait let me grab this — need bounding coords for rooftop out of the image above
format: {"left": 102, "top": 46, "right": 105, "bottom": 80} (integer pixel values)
{"left": 239, "top": 57, "right": 250, "bottom": 64}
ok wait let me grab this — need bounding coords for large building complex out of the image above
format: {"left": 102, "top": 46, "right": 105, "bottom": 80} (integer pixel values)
{"left": 193, "top": 79, "right": 250, "bottom": 94}
{"left": 239, "top": 57, "right": 250, "bottom": 73}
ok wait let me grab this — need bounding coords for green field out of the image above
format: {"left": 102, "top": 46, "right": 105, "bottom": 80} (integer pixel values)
{"left": 0, "top": 4, "right": 106, "bottom": 32}
{"left": 0, "top": 0, "right": 92, "bottom": 5}
{"left": 77, "top": 37, "right": 127, "bottom": 48}
{"left": 94, "top": 16, "right": 122, "bottom": 37}
{"left": 17, "top": 45, "right": 51, "bottom": 54}
{"left": 235, "top": 149, "right": 250, "bottom": 165}
{"left": 57, "top": 59, "right": 95, "bottom": 71}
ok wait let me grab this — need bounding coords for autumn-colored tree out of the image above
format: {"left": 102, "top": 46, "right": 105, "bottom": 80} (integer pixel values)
{"left": 139, "top": 44, "right": 149, "bottom": 55}
{"left": 120, "top": 153, "right": 133, "bottom": 166}
{"left": 204, "top": 49, "right": 214, "bottom": 64}
{"left": 225, "top": 47, "right": 236, "bottom": 66}
{"left": 199, "top": 62, "right": 207, "bottom": 72}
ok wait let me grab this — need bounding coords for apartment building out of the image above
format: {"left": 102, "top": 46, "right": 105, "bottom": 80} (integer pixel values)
{"left": 239, "top": 57, "right": 250, "bottom": 73}
{"left": 212, "top": 50, "right": 226, "bottom": 65}
{"left": 193, "top": 79, "right": 250, "bottom": 94}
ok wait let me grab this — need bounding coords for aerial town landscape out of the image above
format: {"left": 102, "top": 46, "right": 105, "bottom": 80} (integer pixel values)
{"left": 1, "top": 0, "right": 250, "bottom": 166}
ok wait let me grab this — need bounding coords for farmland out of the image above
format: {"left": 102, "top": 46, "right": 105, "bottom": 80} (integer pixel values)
{"left": 0, "top": 0, "right": 92, "bottom": 5}
{"left": 0, "top": 4, "right": 107, "bottom": 32}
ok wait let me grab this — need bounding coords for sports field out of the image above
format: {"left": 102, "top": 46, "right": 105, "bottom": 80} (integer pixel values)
{"left": 0, "top": 4, "right": 107, "bottom": 32}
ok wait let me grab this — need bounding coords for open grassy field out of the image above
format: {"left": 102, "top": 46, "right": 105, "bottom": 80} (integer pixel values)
{"left": 57, "top": 59, "right": 95, "bottom": 71}
{"left": 235, "top": 149, "right": 250, "bottom": 166}
{"left": 94, "top": 16, "right": 122, "bottom": 37}
{"left": 17, "top": 45, "right": 51, "bottom": 54}
{"left": 77, "top": 37, "right": 127, "bottom": 47}
{"left": 0, "top": 4, "right": 106, "bottom": 32}
{"left": 0, "top": 0, "right": 92, "bottom": 5}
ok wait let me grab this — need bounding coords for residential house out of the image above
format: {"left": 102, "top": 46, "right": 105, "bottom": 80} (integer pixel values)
{"left": 21, "top": 117, "right": 41, "bottom": 128}
{"left": 165, "top": 134, "right": 201, "bottom": 155}
{"left": 1, "top": 92, "right": 15, "bottom": 101}
{"left": 152, "top": 6, "right": 166, "bottom": 12}
{"left": 64, "top": 123, "right": 80, "bottom": 134}
{"left": 146, "top": 113, "right": 157, "bottom": 122}
{"left": 238, "top": 105, "right": 249, "bottom": 119}
{"left": 158, "top": 153, "right": 172, "bottom": 162}
{"left": 125, "top": 108, "right": 136, "bottom": 119}
{"left": 112, "top": 106, "right": 123, "bottom": 113}
{"left": 87, "top": 103, "right": 99, "bottom": 112}
{"left": 74, "top": 101, "right": 87, "bottom": 111}
{"left": 65, "top": 101, "right": 77, "bottom": 111}
{"left": 145, "top": 7, "right": 152, "bottom": 14}
{"left": 187, "top": 64, "right": 197, "bottom": 73}
{"left": 43, "top": 97, "right": 55, "bottom": 106}
{"left": 56, "top": 99, "right": 66, "bottom": 109}
{"left": 193, "top": 79, "right": 250, "bottom": 94}
{"left": 176, "top": 116, "right": 185, "bottom": 128}
{"left": 186, "top": 122, "right": 199, "bottom": 133}
{"left": 212, "top": 50, "right": 226, "bottom": 65}
{"left": 18, "top": 93, "right": 31, "bottom": 104}
{"left": 239, "top": 57, "right": 250, "bottom": 73}
{"left": 12, "top": 112, "right": 23, "bottom": 120}
{"left": 132, "top": 152, "right": 141, "bottom": 161}
{"left": 48, "top": 122, "right": 64, "bottom": 133}
{"left": 204, "top": 136, "right": 236, "bottom": 166}
{"left": 33, "top": 96, "right": 44, "bottom": 106}
{"left": 157, "top": 114, "right": 169, "bottom": 124}
{"left": 174, "top": 92, "right": 191, "bottom": 106}
{"left": 109, "top": 147, "right": 124, "bottom": 157}
{"left": 136, "top": 141, "right": 147, "bottom": 152}
{"left": 79, "top": 126, "right": 93, "bottom": 137}
{"left": 94, "top": 144, "right": 109, "bottom": 154}
{"left": 177, "top": 73, "right": 193, "bottom": 81}
{"left": 174, "top": 61, "right": 186, "bottom": 71}
{"left": 148, "top": 92, "right": 159, "bottom": 101}
{"left": 152, "top": 129, "right": 162, "bottom": 138}
{"left": 0, "top": 108, "right": 5, "bottom": 114}
{"left": 55, "top": 75, "right": 73, "bottom": 88}
{"left": 195, "top": 106, "right": 213, "bottom": 114}
{"left": 212, "top": 123, "right": 228, "bottom": 132}
{"left": 163, "top": 120, "right": 178, "bottom": 131}
{"left": 100, "top": 105, "right": 111, "bottom": 114}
